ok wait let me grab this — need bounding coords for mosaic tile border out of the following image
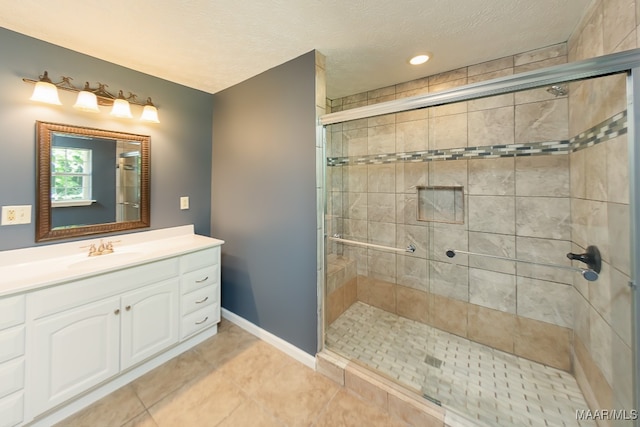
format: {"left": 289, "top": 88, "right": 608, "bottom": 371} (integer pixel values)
{"left": 327, "top": 111, "right": 627, "bottom": 167}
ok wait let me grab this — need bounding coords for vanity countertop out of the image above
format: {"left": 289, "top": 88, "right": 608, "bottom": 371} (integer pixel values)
{"left": 0, "top": 225, "right": 224, "bottom": 297}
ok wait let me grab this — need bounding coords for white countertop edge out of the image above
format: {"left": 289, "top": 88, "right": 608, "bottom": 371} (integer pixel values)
{"left": 0, "top": 225, "right": 225, "bottom": 298}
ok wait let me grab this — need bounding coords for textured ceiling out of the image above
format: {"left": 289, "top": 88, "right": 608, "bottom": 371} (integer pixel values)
{"left": 0, "top": 0, "right": 592, "bottom": 99}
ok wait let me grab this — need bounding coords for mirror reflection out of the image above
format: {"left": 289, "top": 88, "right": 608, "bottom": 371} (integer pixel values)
{"left": 36, "top": 121, "right": 150, "bottom": 242}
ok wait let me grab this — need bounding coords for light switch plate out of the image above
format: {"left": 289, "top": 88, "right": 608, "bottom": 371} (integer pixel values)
{"left": 1, "top": 205, "right": 32, "bottom": 225}
{"left": 180, "top": 196, "right": 189, "bottom": 210}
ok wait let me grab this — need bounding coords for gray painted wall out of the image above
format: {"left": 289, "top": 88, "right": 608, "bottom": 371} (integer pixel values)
{"left": 211, "top": 51, "right": 318, "bottom": 355}
{"left": 0, "top": 27, "right": 213, "bottom": 250}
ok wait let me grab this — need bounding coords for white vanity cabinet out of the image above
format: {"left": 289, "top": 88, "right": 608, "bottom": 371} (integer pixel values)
{"left": 0, "top": 294, "right": 26, "bottom": 427}
{"left": 0, "top": 226, "right": 223, "bottom": 426}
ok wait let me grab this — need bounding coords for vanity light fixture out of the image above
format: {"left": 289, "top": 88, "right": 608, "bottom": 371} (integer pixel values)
{"left": 110, "top": 90, "right": 133, "bottom": 118}
{"left": 409, "top": 54, "right": 431, "bottom": 65}
{"left": 73, "top": 82, "right": 100, "bottom": 113}
{"left": 29, "top": 71, "right": 62, "bottom": 105}
{"left": 140, "top": 98, "right": 160, "bottom": 123}
{"left": 24, "top": 71, "right": 160, "bottom": 123}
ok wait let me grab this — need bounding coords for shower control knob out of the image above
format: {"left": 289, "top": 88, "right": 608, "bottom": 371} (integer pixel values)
{"left": 566, "top": 245, "right": 601, "bottom": 273}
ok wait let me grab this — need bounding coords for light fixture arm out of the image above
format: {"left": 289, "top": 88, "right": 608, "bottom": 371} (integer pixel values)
{"left": 23, "top": 72, "right": 149, "bottom": 107}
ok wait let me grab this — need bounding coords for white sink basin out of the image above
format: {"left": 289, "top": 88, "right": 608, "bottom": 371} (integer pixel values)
{"left": 68, "top": 252, "right": 143, "bottom": 269}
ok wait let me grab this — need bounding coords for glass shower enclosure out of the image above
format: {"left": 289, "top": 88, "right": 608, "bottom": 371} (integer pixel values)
{"left": 321, "top": 49, "right": 640, "bottom": 426}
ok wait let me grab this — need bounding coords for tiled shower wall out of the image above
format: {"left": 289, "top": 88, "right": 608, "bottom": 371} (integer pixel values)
{"left": 567, "top": 0, "right": 635, "bottom": 415}
{"left": 326, "top": 43, "right": 577, "bottom": 371}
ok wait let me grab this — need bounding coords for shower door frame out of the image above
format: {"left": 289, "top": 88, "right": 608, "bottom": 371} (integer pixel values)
{"left": 319, "top": 48, "right": 640, "bottom": 422}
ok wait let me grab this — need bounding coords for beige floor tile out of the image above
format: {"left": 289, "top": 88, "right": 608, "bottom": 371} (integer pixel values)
{"left": 147, "top": 369, "right": 245, "bottom": 427}
{"left": 194, "top": 324, "right": 258, "bottom": 368}
{"left": 216, "top": 340, "right": 290, "bottom": 395}
{"left": 252, "top": 361, "right": 340, "bottom": 426}
{"left": 131, "top": 347, "right": 213, "bottom": 407}
{"left": 217, "top": 399, "right": 284, "bottom": 427}
{"left": 314, "top": 389, "right": 407, "bottom": 427}
{"left": 56, "top": 385, "right": 145, "bottom": 427}
{"left": 121, "top": 411, "right": 159, "bottom": 427}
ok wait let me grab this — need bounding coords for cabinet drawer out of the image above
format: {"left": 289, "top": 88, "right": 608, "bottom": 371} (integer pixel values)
{"left": 0, "top": 295, "right": 25, "bottom": 331}
{"left": 0, "top": 392, "right": 23, "bottom": 427}
{"left": 181, "top": 284, "right": 218, "bottom": 316}
{"left": 30, "top": 257, "right": 179, "bottom": 319}
{"left": 0, "top": 358, "right": 24, "bottom": 400}
{"left": 181, "top": 265, "right": 219, "bottom": 294}
{"left": 0, "top": 326, "right": 24, "bottom": 364}
{"left": 180, "top": 303, "right": 219, "bottom": 340}
{"left": 180, "top": 247, "right": 219, "bottom": 273}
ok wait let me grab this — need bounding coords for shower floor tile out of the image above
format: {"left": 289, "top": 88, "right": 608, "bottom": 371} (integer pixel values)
{"left": 326, "top": 302, "right": 596, "bottom": 427}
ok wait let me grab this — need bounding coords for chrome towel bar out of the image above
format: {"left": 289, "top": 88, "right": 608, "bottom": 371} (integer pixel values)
{"left": 330, "top": 235, "right": 416, "bottom": 253}
{"left": 446, "top": 248, "right": 599, "bottom": 282}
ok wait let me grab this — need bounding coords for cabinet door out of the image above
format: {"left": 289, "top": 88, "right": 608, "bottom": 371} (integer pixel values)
{"left": 32, "top": 297, "right": 120, "bottom": 414}
{"left": 121, "top": 279, "right": 179, "bottom": 370}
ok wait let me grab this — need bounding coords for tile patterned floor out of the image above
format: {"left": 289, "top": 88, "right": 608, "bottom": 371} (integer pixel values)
{"left": 326, "top": 302, "right": 597, "bottom": 427}
{"left": 58, "top": 319, "right": 408, "bottom": 427}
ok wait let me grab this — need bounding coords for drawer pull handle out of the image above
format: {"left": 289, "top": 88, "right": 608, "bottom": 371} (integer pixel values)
{"left": 195, "top": 316, "right": 209, "bottom": 325}
{"left": 125, "top": 305, "right": 131, "bottom": 311}
{"left": 114, "top": 309, "right": 120, "bottom": 315}
{"left": 196, "top": 276, "right": 209, "bottom": 283}
{"left": 195, "top": 296, "right": 209, "bottom": 304}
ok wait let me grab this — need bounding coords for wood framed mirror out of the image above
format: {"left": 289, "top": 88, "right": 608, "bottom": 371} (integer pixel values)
{"left": 36, "top": 121, "right": 150, "bottom": 242}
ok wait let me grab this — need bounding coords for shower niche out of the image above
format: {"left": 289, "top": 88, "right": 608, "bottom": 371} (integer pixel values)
{"left": 417, "top": 185, "right": 464, "bottom": 224}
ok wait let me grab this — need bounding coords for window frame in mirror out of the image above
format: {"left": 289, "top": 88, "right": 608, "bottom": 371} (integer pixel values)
{"left": 35, "top": 121, "right": 150, "bottom": 242}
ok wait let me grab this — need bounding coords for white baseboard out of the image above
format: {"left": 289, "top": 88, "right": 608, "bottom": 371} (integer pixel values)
{"left": 221, "top": 308, "right": 316, "bottom": 370}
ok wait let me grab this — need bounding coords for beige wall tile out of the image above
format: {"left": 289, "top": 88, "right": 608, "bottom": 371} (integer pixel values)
{"left": 588, "top": 260, "right": 612, "bottom": 325}
{"left": 397, "top": 255, "right": 428, "bottom": 291}
{"left": 429, "top": 159, "right": 468, "bottom": 187}
{"left": 396, "top": 285, "right": 429, "bottom": 324}
{"left": 468, "top": 157, "right": 515, "bottom": 196}
{"left": 431, "top": 224, "right": 467, "bottom": 264}
{"left": 610, "top": 267, "right": 632, "bottom": 347}
{"left": 397, "top": 108, "right": 429, "bottom": 123}
{"left": 429, "top": 261, "right": 469, "bottom": 302}
{"left": 468, "top": 107, "right": 515, "bottom": 147}
{"left": 469, "top": 268, "right": 516, "bottom": 313}
{"left": 467, "top": 304, "right": 515, "bottom": 353}
{"left": 611, "top": 332, "right": 634, "bottom": 410}
{"left": 584, "top": 142, "right": 608, "bottom": 201}
{"left": 514, "top": 43, "right": 567, "bottom": 66}
{"left": 515, "top": 155, "right": 570, "bottom": 197}
{"left": 515, "top": 98, "right": 569, "bottom": 143}
{"left": 573, "top": 288, "right": 591, "bottom": 349}
{"left": 429, "top": 114, "right": 467, "bottom": 150}
{"left": 368, "top": 113, "right": 395, "bottom": 127}
{"left": 569, "top": 150, "right": 586, "bottom": 199}
{"left": 368, "top": 164, "right": 396, "bottom": 193}
{"left": 606, "top": 136, "right": 630, "bottom": 205}
{"left": 515, "top": 236, "right": 573, "bottom": 284}
{"left": 396, "top": 119, "right": 428, "bottom": 152}
{"left": 514, "top": 56, "right": 567, "bottom": 76}
{"left": 395, "top": 76, "right": 429, "bottom": 95}
{"left": 346, "top": 165, "right": 368, "bottom": 192}
{"left": 368, "top": 85, "right": 396, "bottom": 100}
{"left": 396, "top": 162, "right": 429, "bottom": 195}
{"left": 367, "top": 249, "right": 397, "bottom": 283}
{"left": 514, "top": 317, "right": 571, "bottom": 371}
{"left": 368, "top": 194, "right": 396, "bottom": 222}
{"left": 345, "top": 276, "right": 358, "bottom": 308}
{"left": 467, "top": 91, "right": 514, "bottom": 111}
{"left": 429, "top": 100, "right": 467, "bottom": 118}
{"left": 327, "top": 285, "right": 345, "bottom": 325}
{"left": 430, "top": 294, "right": 468, "bottom": 338}
{"left": 574, "top": 334, "right": 614, "bottom": 409}
{"left": 344, "top": 218, "right": 367, "bottom": 240}
{"left": 368, "top": 124, "right": 396, "bottom": 155}
{"left": 396, "top": 224, "right": 429, "bottom": 258}
{"left": 469, "top": 195, "right": 515, "bottom": 235}
{"left": 515, "top": 196, "right": 571, "bottom": 240}
{"left": 344, "top": 192, "right": 367, "bottom": 220}
{"left": 357, "top": 276, "right": 396, "bottom": 312}
{"left": 344, "top": 128, "right": 368, "bottom": 156}
{"left": 468, "top": 231, "right": 516, "bottom": 274}
{"left": 468, "top": 56, "right": 514, "bottom": 77}
{"left": 589, "top": 307, "right": 613, "bottom": 384}
{"left": 428, "top": 68, "right": 467, "bottom": 86}
{"left": 603, "top": 0, "right": 636, "bottom": 53}
{"left": 516, "top": 276, "right": 573, "bottom": 327}
{"left": 368, "top": 221, "right": 396, "bottom": 246}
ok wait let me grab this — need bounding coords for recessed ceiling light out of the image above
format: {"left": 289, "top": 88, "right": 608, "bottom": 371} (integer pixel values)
{"left": 409, "top": 54, "right": 430, "bottom": 65}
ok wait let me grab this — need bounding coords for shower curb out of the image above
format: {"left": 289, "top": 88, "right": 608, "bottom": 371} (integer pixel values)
{"left": 317, "top": 350, "right": 454, "bottom": 426}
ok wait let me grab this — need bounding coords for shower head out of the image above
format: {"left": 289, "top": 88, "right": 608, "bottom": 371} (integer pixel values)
{"left": 546, "top": 85, "right": 568, "bottom": 97}
{"left": 581, "top": 269, "right": 599, "bottom": 282}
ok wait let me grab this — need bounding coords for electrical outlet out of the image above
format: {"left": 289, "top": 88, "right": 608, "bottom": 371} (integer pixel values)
{"left": 180, "top": 196, "right": 189, "bottom": 210}
{"left": 1, "top": 205, "right": 32, "bottom": 225}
